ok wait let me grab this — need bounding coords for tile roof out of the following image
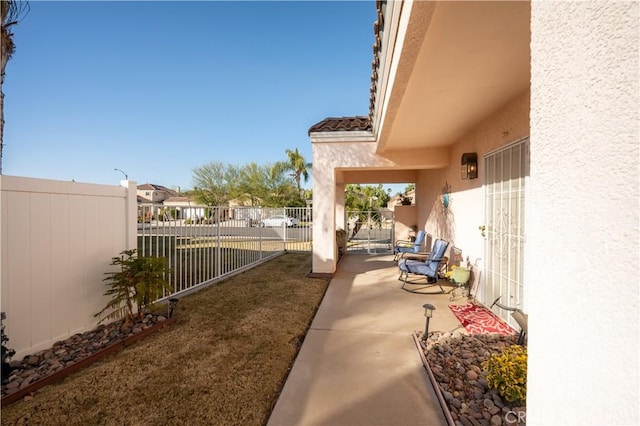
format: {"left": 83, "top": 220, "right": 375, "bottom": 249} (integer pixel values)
{"left": 369, "top": 0, "right": 385, "bottom": 121}
{"left": 308, "top": 1, "right": 384, "bottom": 135}
{"left": 137, "top": 183, "right": 181, "bottom": 197}
{"left": 308, "top": 116, "right": 371, "bottom": 134}
{"left": 137, "top": 183, "right": 156, "bottom": 191}
{"left": 164, "top": 196, "right": 194, "bottom": 203}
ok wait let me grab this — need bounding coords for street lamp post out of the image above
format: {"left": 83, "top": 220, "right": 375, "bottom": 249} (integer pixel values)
{"left": 114, "top": 168, "right": 128, "bottom": 180}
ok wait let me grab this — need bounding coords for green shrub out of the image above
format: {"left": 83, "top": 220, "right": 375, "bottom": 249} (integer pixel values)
{"left": 483, "top": 344, "right": 527, "bottom": 403}
{"left": 95, "top": 249, "right": 172, "bottom": 325}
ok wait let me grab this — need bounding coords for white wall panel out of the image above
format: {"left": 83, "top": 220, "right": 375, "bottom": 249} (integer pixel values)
{"left": 29, "top": 193, "right": 52, "bottom": 349}
{"left": 0, "top": 176, "right": 135, "bottom": 358}
{"left": 66, "top": 193, "right": 87, "bottom": 336}
{"left": 83, "top": 196, "right": 101, "bottom": 325}
{"left": 50, "top": 194, "right": 71, "bottom": 342}
{"left": 5, "top": 191, "right": 32, "bottom": 352}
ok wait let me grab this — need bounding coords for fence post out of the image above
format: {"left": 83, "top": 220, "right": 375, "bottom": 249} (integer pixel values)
{"left": 216, "top": 206, "right": 221, "bottom": 277}
{"left": 122, "top": 180, "right": 137, "bottom": 251}
{"left": 283, "top": 207, "right": 287, "bottom": 250}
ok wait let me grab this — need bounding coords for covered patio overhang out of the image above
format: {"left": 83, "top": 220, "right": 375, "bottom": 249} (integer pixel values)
{"left": 373, "top": 0, "right": 530, "bottom": 152}
{"left": 304, "top": 1, "right": 639, "bottom": 424}
{"left": 310, "top": 0, "right": 530, "bottom": 274}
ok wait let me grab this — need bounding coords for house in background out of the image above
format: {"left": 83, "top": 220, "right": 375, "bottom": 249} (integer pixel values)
{"left": 162, "top": 196, "right": 209, "bottom": 222}
{"left": 137, "top": 183, "right": 208, "bottom": 221}
{"left": 136, "top": 183, "right": 181, "bottom": 204}
{"left": 386, "top": 188, "right": 414, "bottom": 208}
{"left": 309, "top": 1, "right": 638, "bottom": 424}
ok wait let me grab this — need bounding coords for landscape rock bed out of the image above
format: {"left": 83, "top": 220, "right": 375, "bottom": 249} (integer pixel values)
{"left": 1, "top": 314, "right": 169, "bottom": 401}
{"left": 420, "top": 331, "right": 526, "bottom": 426}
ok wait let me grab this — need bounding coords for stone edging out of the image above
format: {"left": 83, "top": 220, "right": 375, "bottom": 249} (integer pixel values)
{"left": 1, "top": 317, "right": 175, "bottom": 407}
{"left": 412, "top": 331, "right": 456, "bottom": 426}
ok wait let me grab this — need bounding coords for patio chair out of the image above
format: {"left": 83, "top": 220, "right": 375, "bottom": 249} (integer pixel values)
{"left": 393, "top": 230, "right": 427, "bottom": 261}
{"left": 398, "top": 238, "right": 450, "bottom": 293}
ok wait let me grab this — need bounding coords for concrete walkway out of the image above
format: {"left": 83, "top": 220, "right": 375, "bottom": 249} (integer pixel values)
{"left": 268, "top": 254, "right": 463, "bottom": 426}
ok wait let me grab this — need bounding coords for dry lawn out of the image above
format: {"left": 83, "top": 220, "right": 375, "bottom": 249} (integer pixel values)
{"left": 1, "top": 252, "right": 328, "bottom": 426}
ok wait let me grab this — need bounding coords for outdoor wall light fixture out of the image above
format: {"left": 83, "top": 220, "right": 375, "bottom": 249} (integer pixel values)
{"left": 422, "top": 303, "right": 436, "bottom": 341}
{"left": 168, "top": 298, "right": 179, "bottom": 318}
{"left": 461, "top": 153, "right": 478, "bottom": 180}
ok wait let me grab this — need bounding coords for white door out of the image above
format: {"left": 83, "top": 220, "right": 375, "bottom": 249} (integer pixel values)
{"left": 482, "top": 138, "right": 529, "bottom": 325}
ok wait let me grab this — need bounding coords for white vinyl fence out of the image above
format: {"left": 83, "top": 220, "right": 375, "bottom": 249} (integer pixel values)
{"left": 0, "top": 176, "right": 137, "bottom": 359}
{"left": 0, "top": 176, "right": 312, "bottom": 359}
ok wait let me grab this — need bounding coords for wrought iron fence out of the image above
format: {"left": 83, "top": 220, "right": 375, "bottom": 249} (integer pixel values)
{"left": 137, "top": 204, "right": 312, "bottom": 297}
{"left": 345, "top": 209, "right": 394, "bottom": 254}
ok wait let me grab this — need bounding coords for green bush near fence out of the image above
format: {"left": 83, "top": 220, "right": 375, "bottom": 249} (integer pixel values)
{"left": 95, "top": 249, "right": 173, "bottom": 325}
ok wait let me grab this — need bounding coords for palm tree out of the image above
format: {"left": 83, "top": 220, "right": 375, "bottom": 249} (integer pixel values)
{"left": 284, "top": 148, "right": 311, "bottom": 198}
{"left": 1, "top": 0, "right": 28, "bottom": 174}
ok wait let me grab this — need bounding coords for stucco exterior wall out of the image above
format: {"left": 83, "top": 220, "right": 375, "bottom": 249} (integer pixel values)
{"left": 415, "top": 91, "right": 530, "bottom": 267}
{"left": 392, "top": 205, "right": 417, "bottom": 245}
{"left": 528, "top": 2, "right": 639, "bottom": 424}
{"left": 311, "top": 139, "right": 449, "bottom": 273}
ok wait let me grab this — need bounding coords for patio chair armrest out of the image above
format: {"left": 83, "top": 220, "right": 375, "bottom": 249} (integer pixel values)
{"left": 399, "top": 251, "right": 431, "bottom": 260}
{"left": 396, "top": 240, "right": 413, "bottom": 244}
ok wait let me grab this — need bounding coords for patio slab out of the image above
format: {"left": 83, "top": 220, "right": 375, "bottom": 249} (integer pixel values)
{"left": 267, "top": 254, "right": 465, "bottom": 426}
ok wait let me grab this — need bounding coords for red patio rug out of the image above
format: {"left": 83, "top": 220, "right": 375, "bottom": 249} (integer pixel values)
{"left": 449, "top": 303, "right": 516, "bottom": 335}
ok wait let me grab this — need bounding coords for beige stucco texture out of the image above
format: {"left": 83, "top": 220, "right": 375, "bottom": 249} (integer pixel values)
{"left": 311, "top": 91, "right": 529, "bottom": 274}
{"left": 417, "top": 92, "right": 530, "bottom": 265}
{"left": 311, "top": 138, "right": 450, "bottom": 273}
{"left": 527, "top": 2, "right": 639, "bottom": 424}
{"left": 308, "top": 1, "right": 639, "bottom": 421}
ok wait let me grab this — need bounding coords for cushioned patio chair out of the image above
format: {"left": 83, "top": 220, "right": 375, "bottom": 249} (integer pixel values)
{"left": 393, "top": 230, "right": 427, "bottom": 261}
{"left": 398, "top": 238, "right": 450, "bottom": 293}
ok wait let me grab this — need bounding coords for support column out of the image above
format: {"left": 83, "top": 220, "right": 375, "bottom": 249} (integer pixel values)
{"left": 311, "top": 167, "right": 336, "bottom": 275}
{"left": 335, "top": 183, "right": 346, "bottom": 233}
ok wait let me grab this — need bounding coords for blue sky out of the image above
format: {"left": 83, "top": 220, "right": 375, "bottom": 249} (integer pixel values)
{"left": 3, "top": 1, "right": 409, "bottom": 194}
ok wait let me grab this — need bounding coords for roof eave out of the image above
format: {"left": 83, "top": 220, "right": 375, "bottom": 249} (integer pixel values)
{"left": 309, "top": 130, "right": 376, "bottom": 143}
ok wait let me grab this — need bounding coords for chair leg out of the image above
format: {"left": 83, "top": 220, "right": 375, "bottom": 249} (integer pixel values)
{"left": 432, "top": 276, "right": 448, "bottom": 294}
{"left": 400, "top": 274, "right": 455, "bottom": 294}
